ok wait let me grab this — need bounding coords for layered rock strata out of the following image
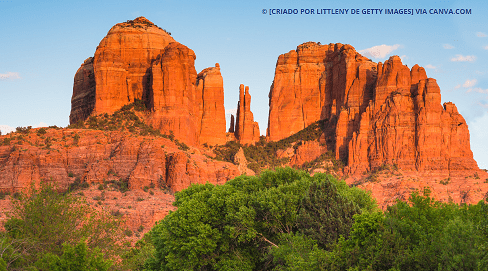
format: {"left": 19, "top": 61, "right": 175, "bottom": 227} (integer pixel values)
{"left": 0, "top": 129, "right": 240, "bottom": 193}
{"left": 267, "top": 42, "right": 478, "bottom": 173}
{"left": 70, "top": 17, "right": 226, "bottom": 146}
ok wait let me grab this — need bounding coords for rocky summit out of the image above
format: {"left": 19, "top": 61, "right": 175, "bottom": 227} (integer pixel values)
{"left": 70, "top": 17, "right": 228, "bottom": 147}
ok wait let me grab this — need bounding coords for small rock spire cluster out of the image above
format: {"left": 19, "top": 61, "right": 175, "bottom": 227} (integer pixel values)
{"left": 229, "top": 84, "right": 260, "bottom": 144}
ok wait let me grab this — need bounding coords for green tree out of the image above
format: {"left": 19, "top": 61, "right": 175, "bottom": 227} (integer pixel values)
{"left": 147, "top": 168, "right": 376, "bottom": 271}
{"left": 329, "top": 189, "right": 488, "bottom": 271}
{"left": 35, "top": 241, "right": 112, "bottom": 271}
{"left": 3, "top": 183, "right": 125, "bottom": 270}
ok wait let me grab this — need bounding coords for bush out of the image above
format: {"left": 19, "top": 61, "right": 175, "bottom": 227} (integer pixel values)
{"left": 37, "top": 128, "right": 47, "bottom": 135}
{"left": 3, "top": 183, "right": 126, "bottom": 270}
{"left": 146, "top": 168, "right": 375, "bottom": 270}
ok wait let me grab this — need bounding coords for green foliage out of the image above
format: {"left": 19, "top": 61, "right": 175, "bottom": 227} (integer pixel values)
{"left": 328, "top": 189, "right": 488, "bottom": 271}
{"left": 36, "top": 128, "right": 47, "bottom": 135}
{"left": 66, "top": 101, "right": 190, "bottom": 152}
{"left": 297, "top": 180, "right": 361, "bottom": 249}
{"left": 68, "top": 177, "right": 90, "bottom": 192}
{"left": 269, "top": 233, "right": 329, "bottom": 271}
{"left": 2, "top": 183, "right": 126, "bottom": 270}
{"left": 15, "top": 126, "right": 32, "bottom": 134}
{"left": 35, "top": 241, "right": 112, "bottom": 271}
{"left": 146, "top": 168, "right": 375, "bottom": 270}
{"left": 174, "top": 139, "right": 189, "bottom": 151}
{"left": 121, "top": 234, "right": 156, "bottom": 271}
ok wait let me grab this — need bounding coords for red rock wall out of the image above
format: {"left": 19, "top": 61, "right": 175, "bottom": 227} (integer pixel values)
{"left": 0, "top": 129, "right": 240, "bottom": 193}
{"left": 268, "top": 42, "right": 478, "bottom": 173}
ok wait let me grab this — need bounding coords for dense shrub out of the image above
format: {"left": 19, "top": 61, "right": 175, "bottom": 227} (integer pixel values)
{"left": 145, "top": 168, "right": 375, "bottom": 270}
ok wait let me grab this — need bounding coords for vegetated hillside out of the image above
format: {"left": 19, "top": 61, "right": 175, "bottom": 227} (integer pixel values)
{"left": 0, "top": 101, "right": 243, "bottom": 235}
{"left": 213, "top": 118, "right": 343, "bottom": 175}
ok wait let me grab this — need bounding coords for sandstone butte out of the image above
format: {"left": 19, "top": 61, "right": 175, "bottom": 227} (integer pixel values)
{"left": 70, "top": 17, "right": 234, "bottom": 147}
{"left": 267, "top": 42, "right": 479, "bottom": 175}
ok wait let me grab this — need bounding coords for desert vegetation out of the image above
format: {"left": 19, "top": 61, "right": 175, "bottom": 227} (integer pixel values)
{"left": 213, "top": 119, "right": 338, "bottom": 173}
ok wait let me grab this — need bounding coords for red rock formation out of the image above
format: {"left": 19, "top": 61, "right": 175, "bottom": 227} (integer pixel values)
{"left": 147, "top": 42, "right": 199, "bottom": 145}
{"left": 70, "top": 17, "right": 175, "bottom": 124}
{"left": 234, "top": 84, "right": 260, "bottom": 144}
{"left": 70, "top": 57, "right": 96, "bottom": 124}
{"left": 0, "top": 128, "right": 240, "bottom": 193}
{"left": 70, "top": 17, "right": 228, "bottom": 147}
{"left": 195, "top": 63, "right": 227, "bottom": 146}
{"left": 228, "top": 115, "right": 235, "bottom": 133}
{"left": 267, "top": 42, "right": 478, "bottom": 173}
{"left": 267, "top": 42, "right": 375, "bottom": 142}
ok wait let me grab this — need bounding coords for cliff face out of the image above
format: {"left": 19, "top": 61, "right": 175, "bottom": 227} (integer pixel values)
{"left": 70, "top": 17, "right": 226, "bottom": 146}
{"left": 0, "top": 129, "right": 240, "bottom": 193}
{"left": 195, "top": 64, "right": 227, "bottom": 146}
{"left": 267, "top": 42, "right": 478, "bottom": 173}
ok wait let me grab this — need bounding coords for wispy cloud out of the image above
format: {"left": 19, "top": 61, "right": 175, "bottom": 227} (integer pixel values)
{"left": 484, "top": 45, "right": 488, "bottom": 50}
{"left": 450, "top": 55, "right": 476, "bottom": 62}
{"left": 443, "top": 44, "right": 454, "bottom": 49}
{"left": 359, "top": 44, "right": 402, "bottom": 59}
{"left": 0, "top": 72, "right": 21, "bottom": 80}
{"left": 425, "top": 64, "right": 436, "bottom": 69}
{"left": 463, "top": 79, "right": 477, "bottom": 88}
{"left": 468, "top": 88, "right": 488, "bottom": 94}
{"left": 34, "top": 122, "right": 48, "bottom": 128}
{"left": 476, "top": 32, "right": 487, "bottom": 37}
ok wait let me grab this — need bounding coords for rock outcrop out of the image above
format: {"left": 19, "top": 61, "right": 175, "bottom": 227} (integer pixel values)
{"left": 232, "top": 84, "right": 260, "bottom": 144}
{"left": 195, "top": 63, "right": 227, "bottom": 146}
{"left": 70, "top": 17, "right": 227, "bottom": 146}
{"left": 267, "top": 42, "right": 478, "bottom": 173}
{"left": 0, "top": 128, "right": 240, "bottom": 193}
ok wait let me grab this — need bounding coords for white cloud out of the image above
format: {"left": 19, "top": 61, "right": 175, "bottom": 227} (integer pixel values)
{"left": 359, "top": 44, "right": 402, "bottom": 59}
{"left": 450, "top": 55, "right": 476, "bottom": 62}
{"left": 476, "top": 32, "right": 487, "bottom": 37}
{"left": 454, "top": 84, "right": 461, "bottom": 89}
{"left": 0, "top": 72, "right": 21, "bottom": 80}
{"left": 225, "top": 108, "right": 237, "bottom": 116}
{"left": 468, "top": 88, "right": 488, "bottom": 94}
{"left": 443, "top": 44, "right": 454, "bottom": 49}
{"left": 34, "top": 122, "right": 49, "bottom": 128}
{"left": 425, "top": 64, "right": 436, "bottom": 69}
{"left": 399, "top": 55, "right": 407, "bottom": 61}
{"left": 463, "top": 79, "right": 477, "bottom": 88}
{"left": 0, "top": 125, "right": 16, "bottom": 135}
{"left": 484, "top": 45, "right": 488, "bottom": 50}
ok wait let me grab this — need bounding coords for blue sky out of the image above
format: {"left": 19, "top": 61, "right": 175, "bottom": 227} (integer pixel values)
{"left": 1, "top": 0, "right": 487, "bottom": 168}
